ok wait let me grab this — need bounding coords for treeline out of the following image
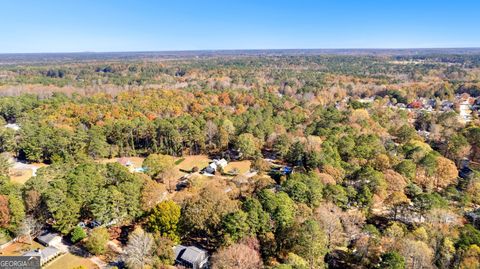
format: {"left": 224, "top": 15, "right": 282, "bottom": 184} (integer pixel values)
{"left": 0, "top": 90, "right": 305, "bottom": 163}
{"left": 1, "top": 54, "right": 478, "bottom": 93}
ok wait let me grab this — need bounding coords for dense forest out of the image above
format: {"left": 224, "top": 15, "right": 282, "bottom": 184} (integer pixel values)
{"left": 1, "top": 52, "right": 480, "bottom": 269}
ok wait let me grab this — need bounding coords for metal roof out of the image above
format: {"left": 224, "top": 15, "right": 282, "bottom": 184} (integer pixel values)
{"left": 37, "top": 231, "right": 60, "bottom": 245}
{"left": 23, "top": 246, "right": 60, "bottom": 261}
{"left": 174, "top": 245, "right": 208, "bottom": 267}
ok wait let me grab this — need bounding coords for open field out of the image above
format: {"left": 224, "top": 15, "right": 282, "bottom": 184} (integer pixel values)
{"left": 8, "top": 155, "right": 213, "bottom": 185}
{"left": 98, "top": 155, "right": 212, "bottom": 173}
{"left": 175, "top": 154, "right": 211, "bottom": 172}
{"left": 9, "top": 163, "right": 47, "bottom": 184}
{"left": 8, "top": 155, "right": 253, "bottom": 186}
{"left": 97, "top": 156, "right": 145, "bottom": 167}
{"left": 45, "top": 253, "right": 99, "bottom": 269}
{"left": 224, "top": 160, "right": 251, "bottom": 174}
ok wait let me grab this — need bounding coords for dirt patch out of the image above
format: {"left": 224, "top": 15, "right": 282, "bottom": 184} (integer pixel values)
{"left": 0, "top": 241, "right": 44, "bottom": 256}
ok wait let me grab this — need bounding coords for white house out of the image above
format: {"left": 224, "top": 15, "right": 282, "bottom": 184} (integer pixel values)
{"left": 205, "top": 158, "right": 228, "bottom": 174}
{"left": 4, "top": 123, "right": 20, "bottom": 131}
{"left": 23, "top": 246, "right": 62, "bottom": 266}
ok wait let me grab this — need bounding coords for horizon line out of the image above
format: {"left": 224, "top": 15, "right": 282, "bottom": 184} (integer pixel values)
{"left": 2, "top": 47, "right": 480, "bottom": 55}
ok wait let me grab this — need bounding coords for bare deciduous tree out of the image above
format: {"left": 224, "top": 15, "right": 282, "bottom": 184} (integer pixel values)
{"left": 211, "top": 243, "right": 263, "bottom": 269}
{"left": 16, "top": 216, "right": 41, "bottom": 244}
{"left": 123, "top": 228, "right": 154, "bottom": 269}
{"left": 315, "top": 203, "right": 346, "bottom": 250}
{"left": 400, "top": 239, "right": 434, "bottom": 269}
{"left": 206, "top": 120, "right": 218, "bottom": 148}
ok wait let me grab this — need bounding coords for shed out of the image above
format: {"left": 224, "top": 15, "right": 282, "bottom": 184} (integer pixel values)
{"left": 174, "top": 245, "right": 209, "bottom": 269}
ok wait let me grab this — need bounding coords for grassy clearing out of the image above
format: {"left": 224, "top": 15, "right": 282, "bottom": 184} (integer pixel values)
{"left": 45, "top": 253, "right": 98, "bottom": 269}
{"left": 9, "top": 155, "right": 214, "bottom": 186}
{"left": 224, "top": 160, "right": 251, "bottom": 174}
{"left": 175, "top": 155, "right": 210, "bottom": 172}
{"left": 9, "top": 163, "right": 47, "bottom": 185}
{"left": 9, "top": 169, "right": 33, "bottom": 185}
{"left": 175, "top": 158, "right": 185, "bottom": 165}
{"left": 97, "top": 157, "right": 145, "bottom": 168}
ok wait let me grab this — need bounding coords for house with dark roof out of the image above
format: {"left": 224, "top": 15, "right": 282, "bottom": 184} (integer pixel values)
{"left": 466, "top": 209, "right": 480, "bottom": 229}
{"left": 174, "top": 245, "right": 209, "bottom": 269}
{"left": 23, "top": 246, "right": 62, "bottom": 266}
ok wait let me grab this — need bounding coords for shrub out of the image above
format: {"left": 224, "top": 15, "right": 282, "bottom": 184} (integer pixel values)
{"left": 85, "top": 227, "right": 109, "bottom": 255}
{"left": 70, "top": 226, "right": 87, "bottom": 243}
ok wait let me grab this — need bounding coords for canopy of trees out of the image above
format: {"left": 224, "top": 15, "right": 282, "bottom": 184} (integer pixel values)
{"left": 1, "top": 53, "right": 480, "bottom": 268}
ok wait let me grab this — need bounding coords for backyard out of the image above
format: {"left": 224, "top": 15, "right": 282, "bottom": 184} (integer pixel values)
{"left": 224, "top": 160, "right": 251, "bottom": 174}
{"left": 45, "top": 253, "right": 99, "bottom": 269}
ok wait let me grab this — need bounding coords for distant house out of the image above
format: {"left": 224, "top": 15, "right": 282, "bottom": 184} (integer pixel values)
{"left": 118, "top": 157, "right": 133, "bottom": 167}
{"left": 407, "top": 100, "right": 423, "bottom": 109}
{"left": 205, "top": 163, "right": 217, "bottom": 174}
{"left": 23, "top": 246, "right": 62, "bottom": 266}
{"left": 205, "top": 158, "right": 228, "bottom": 174}
{"left": 174, "top": 245, "right": 209, "bottom": 269}
{"left": 358, "top": 97, "right": 375, "bottom": 103}
{"left": 4, "top": 123, "right": 20, "bottom": 131}
{"left": 417, "top": 130, "right": 431, "bottom": 140}
{"left": 441, "top": 101, "right": 454, "bottom": 111}
{"left": 134, "top": 167, "right": 147, "bottom": 173}
{"left": 459, "top": 159, "right": 473, "bottom": 179}
{"left": 88, "top": 219, "right": 117, "bottom": 228}
{"left": 396, "top": 103, "right": 407, "bottom": 109}
{"left": 466, "top": 209, "right": 480, "bottom": 229}
{"left": 215, "top": 159, "right": 228, "bottom": 168}
{"left": 36, "top": 231, "right": 62, "bottom": 247}
{"left": 272, "top": 166, "right": 293, "bottom": 176}
{"left": 281, "top": 166, "right": 293, "bottom": 175}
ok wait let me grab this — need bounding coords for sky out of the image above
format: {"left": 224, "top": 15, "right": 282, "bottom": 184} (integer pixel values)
{"left": 0, "top": 0, "right": 479, "bottom": 53}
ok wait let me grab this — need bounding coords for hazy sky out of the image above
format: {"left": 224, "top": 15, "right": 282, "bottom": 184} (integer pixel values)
{"left": 1, "top": 0, "right": 479, "bottom": 53}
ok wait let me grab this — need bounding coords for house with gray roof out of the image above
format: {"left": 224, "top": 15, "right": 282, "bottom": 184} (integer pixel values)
{"left": 174, "top": 245, "right": 209, "bottom": 269}
{"left": 23, "top": 246, "right": 62, "bottom": 266}
{"left": 36, "top": 231, "right": 62, "bottom": 247}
